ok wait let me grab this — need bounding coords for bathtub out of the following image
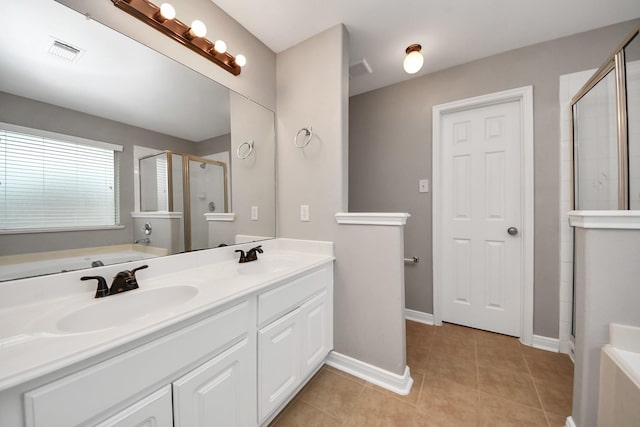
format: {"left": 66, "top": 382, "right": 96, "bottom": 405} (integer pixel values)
{"left": 598, "top": 323, "right": 640, "bottom": 426}
{"left": 0, "top": 245, "right": 168, "bottom": 282}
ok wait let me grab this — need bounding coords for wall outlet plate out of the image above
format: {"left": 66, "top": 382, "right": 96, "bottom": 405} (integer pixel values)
{"left": 251, "top": 206, "right": 259, "bottom": 221}
{"left": 419, "top": 179, "right": 429, "bottom": 193}
{"left": 300, "top": 205, "right": 310, "bottom": 222}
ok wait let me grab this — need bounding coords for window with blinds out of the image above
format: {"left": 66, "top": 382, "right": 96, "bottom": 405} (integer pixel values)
{"left": 0, "top": 123, "right": 122, "bottom": 232}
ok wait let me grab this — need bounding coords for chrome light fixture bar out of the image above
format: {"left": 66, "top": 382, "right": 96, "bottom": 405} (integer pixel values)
{"left": 112, "top": 0, "right": 243, "bottom": 76}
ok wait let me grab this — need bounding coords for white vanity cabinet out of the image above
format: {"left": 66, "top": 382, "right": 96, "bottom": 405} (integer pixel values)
{"left": 23, "top": 300, "right": 254, "bottom": 427}
{"left": 5, "top": 252, "right": 334, "bottom": 427}
{"left": 257, "top": 266, "right": 333, "bottom": 423}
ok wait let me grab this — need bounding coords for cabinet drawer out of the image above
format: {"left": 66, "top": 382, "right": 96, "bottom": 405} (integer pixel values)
{"left": 257, "top": 266, "right": 330, "bottom": 328}
{"left": 24, "top": 301, "right": 250, "bottom": 427}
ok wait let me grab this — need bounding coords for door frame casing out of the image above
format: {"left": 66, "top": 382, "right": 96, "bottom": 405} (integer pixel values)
{"left": 432, "top": 86, "right": 534, "bottom": 345}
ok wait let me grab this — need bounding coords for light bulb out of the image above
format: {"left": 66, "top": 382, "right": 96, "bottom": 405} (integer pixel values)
{"left": 159, "top": 3, "right": 175, "bottom": 20}
{"left": 235, "top": 54, "right": 246, "bottom": 67}
{"left": 403, "top": 44, "right": 424, "bottom": 74}
{"left": 213, "top": 40, "right": 227, "bottom": 54}
{"left": 188, "top": 20, "right": 207, "bottom": 38}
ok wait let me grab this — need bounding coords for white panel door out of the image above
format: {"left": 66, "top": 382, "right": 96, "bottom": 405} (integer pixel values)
{"left": 95, "top": 386, "right": 173, "bottom": 427}
{"left": 300, "top": 291, "right": 330, "bottom": 378}
{"left": 172, "top": 338, "right": 254, "bottom": 427}
{"left": 441, "top": 100, "right": 522, "bottom": 336}
{"left": 258, "top": 308, "right": 301, "bottom": 422}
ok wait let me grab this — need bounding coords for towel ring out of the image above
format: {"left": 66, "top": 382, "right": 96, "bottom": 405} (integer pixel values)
{"left": 236, "top": 140, "right": 254, "bottom": 159}
{"left": 294, "top": 126, "right": 313, "bottom": 148}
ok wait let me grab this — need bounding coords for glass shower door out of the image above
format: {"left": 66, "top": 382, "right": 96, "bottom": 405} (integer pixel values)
{"left": 186, "top": 157, "right": 228, "bottom": 251}
{"left": 573, "top": 70, "right": 619, "bottom": 210}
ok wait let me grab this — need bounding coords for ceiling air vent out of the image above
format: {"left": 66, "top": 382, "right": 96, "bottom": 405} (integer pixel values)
{"left": 48, "top": 39, "right": 84, "bottom": 63}
{"left": 349, "top": 59, "right": 372, "bottom": 80}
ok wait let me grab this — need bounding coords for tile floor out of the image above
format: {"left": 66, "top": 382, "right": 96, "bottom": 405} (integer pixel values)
{"left": 270, "top": 320, "right": 574, "bottom": 426}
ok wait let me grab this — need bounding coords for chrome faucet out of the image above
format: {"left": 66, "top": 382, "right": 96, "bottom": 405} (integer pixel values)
{"left": 235, "top": 245, "right": 263, "bottom": 263}
{"left": 81, "top": 265, "right": 149, "bottom": 298}
{"left": 134, "top": 237, "right": 150, "bottom": 244}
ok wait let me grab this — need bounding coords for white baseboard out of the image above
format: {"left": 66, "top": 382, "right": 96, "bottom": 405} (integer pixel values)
{"left": 325, "top": 351, "right": 413, "bottom": 395}
{"left": 405, "top": 309, "right": 434, "bottom": 325}
{"left": 566, "top": 415, "right": 576, "bottom": 427}
{"left": 532, "top": 334, "right": 560, "bottom": 352}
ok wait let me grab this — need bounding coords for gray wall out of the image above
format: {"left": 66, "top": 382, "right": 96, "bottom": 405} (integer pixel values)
{"left": 572, "top": 227, "right": 640, "bottom": 426}
{"left": 277, "top": 25, "right": 349, "bottom": 240}
{"left": 348, "top": 19, "right": 640, "bottom": 338}
{"left": 277, "top": 25, "right": 407, "bottom": 376}
{"left": 194, "top": 133, "right": 230, "bottom": 157}
{"left": 230, "top": 91, "right": 276, "bottom": 238}
{"left": 0, "top": 92, "right": 197, "bottom": 256}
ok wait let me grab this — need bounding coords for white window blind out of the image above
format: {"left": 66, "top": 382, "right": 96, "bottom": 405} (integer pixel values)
{"left": 0, "top": 124, "right": 122, "bottom": 231}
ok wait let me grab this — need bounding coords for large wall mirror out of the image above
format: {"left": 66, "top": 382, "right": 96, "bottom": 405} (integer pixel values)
{"left": 0, "top": 0, "right": 276, "bottom": 281}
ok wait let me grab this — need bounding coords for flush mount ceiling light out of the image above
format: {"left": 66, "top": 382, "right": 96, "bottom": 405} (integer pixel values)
{"left": 403, "top": 44, "right": 424, "bottom": 74}
{"left": 112, "top": 0, "right": 246, "bottom": 76}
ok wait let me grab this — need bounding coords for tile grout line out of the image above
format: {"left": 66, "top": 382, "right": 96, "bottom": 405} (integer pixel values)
{"left": 296, "top": 367, "right": 365, "bottom": 425}
{"left": 340, "top": 377, "right": 368, "bottom": 426}
{"left": 522, "top": 351, "right": 552, "bottom": 426}
{"left": 474, "top": 334, "right": 481, "bottom": 422}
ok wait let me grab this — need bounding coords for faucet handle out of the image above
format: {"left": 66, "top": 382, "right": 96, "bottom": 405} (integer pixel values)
{"left": 245, "top": 245, "right": 263, "bottom": 262}
{"left": 126, "top": 264, "right": 148, "bottom": 290}
{"left": 81, "top": 276, "right": 109, "bottom": 298}
{"left": 235, "top": 249, "right": 247, "bottom": 263}
{"left": 130, "top": 264, "right": 149, "bottom": 275}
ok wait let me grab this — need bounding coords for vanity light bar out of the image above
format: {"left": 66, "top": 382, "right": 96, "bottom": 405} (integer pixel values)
{"left": 112, "top": 0, "right": 242, "bottom": 76}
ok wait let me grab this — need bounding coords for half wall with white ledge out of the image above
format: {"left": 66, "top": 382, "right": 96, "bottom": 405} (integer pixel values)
{"left": 331, "top": 212, "right": 413, "bottom": 395}
{"left": 206, "top": 212, "right": 236, "bottom": 248}
{"left": 568, "top": 210, "right": 640, "bottom": 427}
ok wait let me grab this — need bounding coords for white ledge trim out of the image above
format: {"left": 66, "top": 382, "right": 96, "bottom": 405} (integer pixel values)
{"left": 130, "top": 211, "right": 183, "bottom": 219}
{"left": 568, "top": 210, "right": 640, "bottom": 229}
{"left": 335, "top": 212, "right": 410, "bottom": 226}
{"left": 204, "top": 213, "right": 236, "bottom": 222}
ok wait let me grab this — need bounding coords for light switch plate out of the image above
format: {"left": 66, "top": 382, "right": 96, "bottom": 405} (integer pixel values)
{"left": 251, "top": 206, "right": 259, "bottom": 221}
{"left": 419, "top": 179, "right": 429, "bottom": 193}
{"left": 300, "top": 205, "right": 310, "bottom": 222}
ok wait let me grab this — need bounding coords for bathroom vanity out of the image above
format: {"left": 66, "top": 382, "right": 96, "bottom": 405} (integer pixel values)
{"left": 0, "top": 239, "right": 334, "bottom": 426}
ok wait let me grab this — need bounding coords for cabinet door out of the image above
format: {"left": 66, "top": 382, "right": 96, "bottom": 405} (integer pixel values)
{"left": 94, "top": 385, "right": 173, "bottom": 427}
{"left": 173, "top": 338, "right": 255, "bottom": 427}
{"left": 258, "top": 308, "right": 301, "bottom": 421}
{"left": 300, "top": 291, "right": 331, "bottom": 378}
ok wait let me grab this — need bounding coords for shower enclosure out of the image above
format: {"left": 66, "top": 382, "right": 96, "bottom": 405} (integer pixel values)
{"left": 570, "top": 23, "right": 640, "bottom": 338}
{"left": 572, "top": 24, "right": 640, "bottom": 210}
{"left": 139, "top": 151, "right": 228, "bottom": 251}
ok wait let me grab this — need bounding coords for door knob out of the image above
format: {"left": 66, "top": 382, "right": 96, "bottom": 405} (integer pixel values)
{"left": 507, "top": 227, "right": 518, "bottom": 236}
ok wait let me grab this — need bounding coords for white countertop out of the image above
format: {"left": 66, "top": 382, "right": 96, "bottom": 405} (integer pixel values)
{"left": 0, "top": 239, "right": 333, "bottom": 391}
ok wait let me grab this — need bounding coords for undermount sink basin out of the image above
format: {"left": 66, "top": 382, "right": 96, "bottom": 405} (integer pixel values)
{"left": 237, "top": 256, "right": 299, "bottom": 275}
{"left": 56, "top": 285, "right": 199, "bottom": 334}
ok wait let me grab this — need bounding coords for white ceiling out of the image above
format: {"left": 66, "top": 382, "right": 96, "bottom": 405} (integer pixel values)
{"left": 0, "top": 0, "right": 230, "bottom": 142}
{"left": 212, "top": 0, "right": 640, "bottom": 96}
